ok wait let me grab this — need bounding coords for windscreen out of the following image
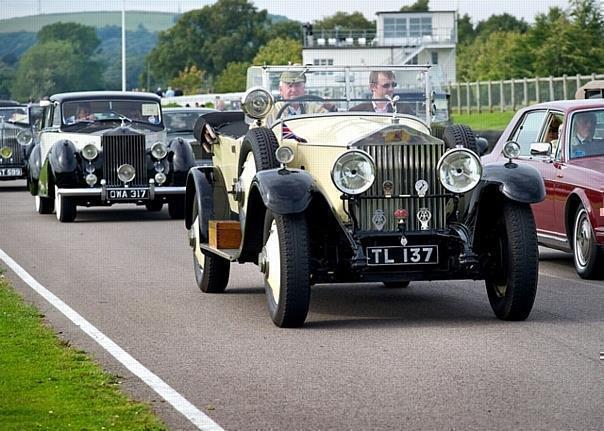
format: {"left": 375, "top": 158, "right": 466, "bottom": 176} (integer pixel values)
{"left": 0, "top": 106, "right": 29, "bottom": 126}
{"left": 62, "top": 99, "right": 162, "bottom": 127}
{"left": 247, "top": 65, "right": 438, "bottom": 121}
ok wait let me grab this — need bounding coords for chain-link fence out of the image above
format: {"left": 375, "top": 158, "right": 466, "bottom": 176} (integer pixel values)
{"left": 446, "top": 73, "right": 604, "bottom": 114}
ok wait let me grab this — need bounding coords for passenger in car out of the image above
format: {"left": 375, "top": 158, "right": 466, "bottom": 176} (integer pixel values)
{"left": 350, "top": 70, "right": 413, "bottom": 114}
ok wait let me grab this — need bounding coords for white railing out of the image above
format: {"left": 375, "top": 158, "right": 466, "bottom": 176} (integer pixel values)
{"left": 447, "top": 73, "right": 604, "bottom": 114}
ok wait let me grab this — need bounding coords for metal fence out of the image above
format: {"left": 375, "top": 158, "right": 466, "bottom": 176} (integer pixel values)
{"left": 446, "top": 73, "right": 604, "bottom": 114}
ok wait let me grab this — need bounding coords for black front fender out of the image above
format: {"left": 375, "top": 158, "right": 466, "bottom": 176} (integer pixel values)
{"left": 252, "top": 168, "right": 314, "bottom": 215}
{"left": 184, "top": 166, "right": 232, "bottom": 237}
{"left": 49, "top": 139, "right": 77, "bottom": 174}
{"left": 169, "top": 137, "right": 196, "bottom": 173}
{"left": 480, "top": 161, "right": 545, "bottom": 204}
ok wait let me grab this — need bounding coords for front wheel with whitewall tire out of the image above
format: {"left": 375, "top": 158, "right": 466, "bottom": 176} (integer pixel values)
{"left": 261, "top": 210, "right": 311, "bottom": 328}
{"left": 55, "top": 187, "right": 77, "bottom": 223}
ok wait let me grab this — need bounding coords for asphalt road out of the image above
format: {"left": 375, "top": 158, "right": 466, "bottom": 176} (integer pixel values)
{"left": 1, "top": 179, "right": 603, "bottom": 431}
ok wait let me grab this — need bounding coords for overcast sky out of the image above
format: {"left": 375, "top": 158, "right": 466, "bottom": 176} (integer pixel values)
{"left": 1, "top": 0, "right": 573, "bottom": 24}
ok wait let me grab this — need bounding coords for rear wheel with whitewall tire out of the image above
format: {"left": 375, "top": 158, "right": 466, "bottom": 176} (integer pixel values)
{"left": 191, "top": 198, "right": 230, "bottom": 293}
{"left": 145, "top": 201, "right": 163, "bottom": 212}
{"left": 168, "top": 196, "right": 185, "bottom": 219}
{"left": 35, "top": 195, "right": 54, "bottom": 214}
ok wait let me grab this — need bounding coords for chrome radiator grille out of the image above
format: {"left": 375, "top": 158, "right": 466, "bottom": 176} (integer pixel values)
{"left": 101, "top": 134, "right": 148, "bottom": 187}
{"left": 357, "top": 142, "right": 447, "bottom": 232}
{"left": 0, "top": 128, "right": 22, "bottom": 164}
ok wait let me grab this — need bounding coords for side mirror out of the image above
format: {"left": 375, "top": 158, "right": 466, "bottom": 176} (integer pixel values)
{"left": 530, "top": 142, "right": 552, "bottom": 157}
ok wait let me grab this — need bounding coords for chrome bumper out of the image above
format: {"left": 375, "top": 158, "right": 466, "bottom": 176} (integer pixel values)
{"left": 57, "top": 184, "right": 185, "bottom": 199}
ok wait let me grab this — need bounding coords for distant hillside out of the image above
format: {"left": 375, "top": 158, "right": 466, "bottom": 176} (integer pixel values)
{"left": 0, "top": 11, "right": 179, "bottom": 33}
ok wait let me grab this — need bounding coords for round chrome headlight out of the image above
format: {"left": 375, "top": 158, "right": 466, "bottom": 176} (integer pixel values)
{"left": 16, "top": 129, "right": 33, "bottom": 146}
{"left": 81, "top": 143, "right": 98, "bottom": 161}
{"left": 117, "top": 164, "right": 136, "bottom": 183}
{"left": 331, "top": 150, "right": 375, "bottom": 195}
{"left": 502, "top": 141, "right": 521, "bottom": 159}
{"left": 0, "top": 146, "right": 12, "bottom": 159}
{"left": 241, "top": 87, "right": 274, "bottom": 119}
{"left": 275, "top": 146, "right": 294, "bottom": 164}
{"left": 151, "top": 142, "right": 167, "bottom": 160}
{"left": 437, "top": 148, "right": 482, "bottom": 194}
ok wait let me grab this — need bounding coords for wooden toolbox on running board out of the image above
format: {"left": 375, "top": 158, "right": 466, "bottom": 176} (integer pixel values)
{"left": 209, "top": 220, "right": 241, "bottom": 249}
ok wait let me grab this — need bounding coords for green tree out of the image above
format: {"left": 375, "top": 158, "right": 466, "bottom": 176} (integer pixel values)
{"left": 270, "top": 20, "right": 304, "bottom": 41}
{"left": 12, "top": 41, "right": 101, "bottom": 100}
{"left": 37, "top": 22, "right": 100, "bottom": 56}
{"left": 313, "top": 12, "right": 374, "bottom": 30}
{"left": 169, "top": 65, "right": 208, "bottom": 95}
{"left": 0, "top": 61, "right": 15, "bottom": 99}
{"left": 457, "top": 13, "right": 475, "bottom": 45}
{"left": 146, "top": 0, "right": 270, "bottom": 82}
{"left": 474, "top": 13, "right": 528, "bottom": 37}
{"left": 528, "top": 1, "right": 604, "bottom": 76}
{"left": 400, "top": 0, "right": 429, "bottom": 12}
{"left": 457, "top": 31, "right": 533, "bottom": 81}
{"left": 214, "top": 61, "right": 249, "bottom": 92}
{"left": 253, "top": 37, "right": 302, "bottom": 65}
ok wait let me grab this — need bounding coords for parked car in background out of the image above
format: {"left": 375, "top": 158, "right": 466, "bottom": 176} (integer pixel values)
{"left": 163, "top": 107, "right": 216, "bottom": 164}
{"left": 184, "top": 64, "right": 545, "bottom": 327}
{"left": 575, "top": 80, "right": 604, "bottom": 99}
{"left": 0, "top": 104, "right": 35, "bottom": 181}
{"left": 484, "top": 99, "right": 604, "bottom": 279}
{"left": 28, "top": 91, "right": 196, "bottom": 222}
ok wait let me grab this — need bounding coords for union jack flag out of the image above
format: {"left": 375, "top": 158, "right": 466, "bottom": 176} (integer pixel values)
{"left": 281, "top": 121, "right": 307, "bottom": 143}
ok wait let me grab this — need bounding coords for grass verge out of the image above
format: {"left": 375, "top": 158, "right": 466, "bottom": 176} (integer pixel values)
{"left": 452, "top": 111, "right": 515, "bottom": 131}
{"left": 0, "top": 270, "right": 167, "bottom": 431}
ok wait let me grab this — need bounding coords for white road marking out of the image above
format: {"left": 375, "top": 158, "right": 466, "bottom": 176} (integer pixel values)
{"left": 0, "top": 248, "right": 224, "bottom": 431}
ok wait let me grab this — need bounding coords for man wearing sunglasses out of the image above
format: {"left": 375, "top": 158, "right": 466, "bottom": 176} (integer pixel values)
{"left": 351, "top": 70, "right": 400, "bottom": 113}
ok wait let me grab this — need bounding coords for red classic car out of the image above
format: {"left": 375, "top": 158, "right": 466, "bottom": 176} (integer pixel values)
{"left": 484, "top": 99, "right": 604, "bottom": 279}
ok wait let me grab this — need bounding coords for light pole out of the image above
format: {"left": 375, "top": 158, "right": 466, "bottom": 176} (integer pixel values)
{"left": 121, "top": 0, "right": 126, "bottom": 91}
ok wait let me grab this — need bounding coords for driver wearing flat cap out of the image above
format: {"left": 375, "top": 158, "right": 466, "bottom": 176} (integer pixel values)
{"left": 266, "top": 68, "right": 335, "bottom": 124}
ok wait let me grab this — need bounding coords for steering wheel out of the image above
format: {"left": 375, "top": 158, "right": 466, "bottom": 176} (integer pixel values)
{"left": 275, "top": 95, "right": 326, "bottom": 119}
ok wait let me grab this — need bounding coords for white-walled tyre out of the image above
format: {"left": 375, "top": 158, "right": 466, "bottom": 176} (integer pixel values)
{"left": 485, "top": 201, "right": 538, "bottom": 321}
{"left": 261, "top": 210, "right": 310, "bottom": 328}
{"left": 35, "top": 194, "right": 54, "bottom": 214}
{"left": 191, "top": 199, "right": 230, "bottom": 292}
{"left": 55, "top": 187, "right": 76, "bottom": 222}
{"left": 573, "top": 207, "right": 604, "bottom": 279}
